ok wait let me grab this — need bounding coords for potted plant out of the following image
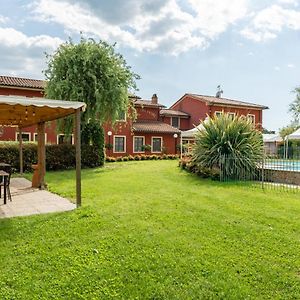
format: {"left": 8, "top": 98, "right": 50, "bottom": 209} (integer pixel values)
{"left": 141, "top": 144, "right": 151, "bottom": 152}
{"left": 105, "top": 143, "right": 113, "bottom": 150}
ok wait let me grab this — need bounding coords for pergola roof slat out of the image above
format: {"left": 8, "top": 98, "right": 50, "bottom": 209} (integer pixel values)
{"left": 0, "top": 95, "right": 86, "bottom": 127}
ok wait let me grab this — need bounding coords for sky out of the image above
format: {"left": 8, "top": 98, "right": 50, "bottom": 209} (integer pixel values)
{"left": 1, "top": 0, "right": 300, "bottom": 131}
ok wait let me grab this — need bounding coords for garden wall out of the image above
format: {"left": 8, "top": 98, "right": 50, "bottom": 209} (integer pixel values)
{"left": 264, "top": 169, "right": 300, "bottom": 186}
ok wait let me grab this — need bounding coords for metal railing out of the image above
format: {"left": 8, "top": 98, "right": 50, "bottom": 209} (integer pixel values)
{"left": 219, "top": 154, "right": 300, "bottom": 192}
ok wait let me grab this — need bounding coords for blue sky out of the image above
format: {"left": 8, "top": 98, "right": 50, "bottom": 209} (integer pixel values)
{"left": 1, "top": 0, "right": 300, "bottom": 131}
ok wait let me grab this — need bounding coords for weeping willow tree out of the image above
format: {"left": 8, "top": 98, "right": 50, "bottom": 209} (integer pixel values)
{"left": 192, "top": 113, "right": 263, "bottom": 179}
{"left": 44, "top": 37, "right": 139, "bottom": 147}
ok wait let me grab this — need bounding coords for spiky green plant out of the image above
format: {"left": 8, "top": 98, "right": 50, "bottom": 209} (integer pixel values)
{"left": 192, "top": 113, "right": 263, "bottom": 179}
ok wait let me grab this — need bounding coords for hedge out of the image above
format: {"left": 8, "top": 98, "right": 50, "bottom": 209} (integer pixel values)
{"left": 106, "top": 154, "right": 179, "bottom": 162}
{"left": 0, "top": 142, "right": 104, "bottom": 172}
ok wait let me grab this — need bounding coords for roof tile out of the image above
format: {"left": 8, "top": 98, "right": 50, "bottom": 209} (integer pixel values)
{"left": 0, "top": 76, "right": 45, "bottom": 90}
{"left": 133, "top": 99, "right": 165, "bottom": 108}
{"left": 133, "top": 121, "right": 180, "bottom": 134}
{"left": 160, "top": 109, "right": 190, "bottom": 117}
{"left": 187, "top": 94, "right": 268, "bottom": 109}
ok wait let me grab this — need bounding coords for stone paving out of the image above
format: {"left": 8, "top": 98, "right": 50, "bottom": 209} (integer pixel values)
{"left": 0, "top": 177, "right": 76, "bottom": 219}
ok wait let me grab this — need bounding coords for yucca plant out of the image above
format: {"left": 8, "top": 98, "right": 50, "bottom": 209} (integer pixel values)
{"left": 192, "top": 113, "right": 263, "bottom": 179}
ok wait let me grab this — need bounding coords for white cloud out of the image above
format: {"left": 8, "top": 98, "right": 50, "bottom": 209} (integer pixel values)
{"left": 274, "top": 66, "right": 280, "bottom": 71}
{"left": 241, "top": 4, "right": 300, "bottom": 42}
{"left": 287, "top": 63, "right": 295, "bottom": 68}
{"left": 0, "top": 26, "right": 63, "bottom": 78}
{"left": 0, "top": 15, "right": 9, "bottom": 24}
{"left": 31, "top": 0, "right": 249, "bottom": 55}
{"left": 187, "top": 0, "right": 248, "bottom": 39}
{"left": 278, "top": 0, "right": 299, "bottom": 6}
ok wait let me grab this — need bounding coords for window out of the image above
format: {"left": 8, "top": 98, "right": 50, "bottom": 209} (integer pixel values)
{"left": 171, "top": 117, "right": 180, "bottom": 128}
{"left": 57, "top": 134, "right": 73, "bottom": 145}
{"left": 228, "top": 112, "right": 235, "bottom": 120}
{"left": 117, "top": 110, "right": 126, "bottom": 121}
{"left": 134, "top": 136, "right": 145, "bottom": 153}
{"left": 114, "top": 136, "right": 126, "bottom": 153}
{"left": 215, "top": 111, "right": 222, "bottom": 117}
{"left": 247, "top": 114, "right": 255, "bottom": 124}
{"left": 33, "top": 133, "right": 47, "bottom": 143}
{"left": 16, "top": 132, "right": 31, "bottom": 142}
{"left": 152, "top": 137, "right": 162, "bottom": 153}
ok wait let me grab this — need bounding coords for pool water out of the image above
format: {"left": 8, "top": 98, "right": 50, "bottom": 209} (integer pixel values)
{"left": 264, "top": 160, "right": 300, "bottom": 172}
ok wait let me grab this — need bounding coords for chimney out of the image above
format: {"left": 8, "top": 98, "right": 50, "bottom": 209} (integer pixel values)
{"left": 151, "top": 93, "right": 158, "bottom": 104}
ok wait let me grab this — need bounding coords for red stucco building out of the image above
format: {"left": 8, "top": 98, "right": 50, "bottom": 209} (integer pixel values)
{"left": 0, "top": 75, "right": 268, "bottom": 157}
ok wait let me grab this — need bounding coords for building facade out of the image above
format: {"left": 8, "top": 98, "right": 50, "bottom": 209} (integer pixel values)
{"left": 104, "top": 94, "right": 180, "bottom": 157}
{"left": 164, "top": 93, "right": 268, "bottom": 131}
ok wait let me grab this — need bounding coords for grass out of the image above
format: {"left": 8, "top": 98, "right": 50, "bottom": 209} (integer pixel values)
{"left": 1, "top": 160, "right": 300, "bottom": 299}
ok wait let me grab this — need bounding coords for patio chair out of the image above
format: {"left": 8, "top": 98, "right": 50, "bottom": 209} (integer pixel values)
{"left": 0, "top": 169, "right": 12, "bottom": 202}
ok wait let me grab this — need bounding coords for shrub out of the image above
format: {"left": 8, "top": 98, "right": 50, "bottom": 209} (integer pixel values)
{"left": 0, "top": 142, "right": 103, "bottom": 172}
{"left": 162, "top": 154, "right": 168, "bottom": 160}
{"left": 192, "top": 113, "right": 263, "bottom": 179}
{"left": 116, "top": 156, "right": 123, "bottom": 162}
{"left": 140, "top": 155, "right": 146, "bottom": 160}
{"left": 134, "top": 155, "right": 141, "bottom": 161}
{"left": 122, "top": 156, "right": 129, "bottom": 161}
{"left": 128, "top": 155, "right": 135, "bottom": 161}
{"left": 179, "top": 156, "right": 220, "bottom": 180}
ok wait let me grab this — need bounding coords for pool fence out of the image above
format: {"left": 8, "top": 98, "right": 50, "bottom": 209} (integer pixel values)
{"left": 219, "top": 153, "right": 300, "bottom": 192}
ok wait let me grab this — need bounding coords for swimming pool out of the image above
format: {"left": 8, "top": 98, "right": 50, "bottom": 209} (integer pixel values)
{"left": 264, "top": 160, "right": 300, "bottom": 172}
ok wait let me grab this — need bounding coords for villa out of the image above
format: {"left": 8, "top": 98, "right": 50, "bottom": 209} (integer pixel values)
{"left": 0, "top": 75, "right": 268, "bottom": 156}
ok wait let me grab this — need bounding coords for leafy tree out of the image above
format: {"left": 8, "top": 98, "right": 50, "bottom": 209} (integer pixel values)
{"left": 279, "top": 123, "right": 299, "bottom": 139}
{"left": 262, "top": 128, "right": 275, "bottom": 134}
{"left": 44, "top": 37, "right": 139, "bottom": 144}
{"left": 289, "top": 87, "right": 300, "bottom": 123}
{"left": 192, "top": 113, "right": 263, "bottom": 178}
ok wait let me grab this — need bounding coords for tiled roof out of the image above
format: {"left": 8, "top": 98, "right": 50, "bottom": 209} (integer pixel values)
{"left": 133, "top": 99, "right": 165, "bottom": 108}
{"left": 160, "top": 109, "right": 190, "bottom": 117}
{"left": 133, "top": 121, "right": 180, "bottom": 133}
{"left": 186, "top": 94, "right": 269, "bottom": 109}
{"left": 0, "top": 75, "right": 45, "bottom": 90}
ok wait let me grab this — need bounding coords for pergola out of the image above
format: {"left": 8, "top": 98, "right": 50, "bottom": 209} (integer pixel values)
{"left": 0, "top": 95, "right": 86, "bottom": 207}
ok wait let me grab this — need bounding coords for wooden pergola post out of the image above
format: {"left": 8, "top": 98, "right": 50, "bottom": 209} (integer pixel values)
{"left": 18, "top": 127, "right": 23, "bottom": 175}
{"left": 37, "top": 122, "right": 46, "bottom": 189}
{"left": 75, "top": 108, "right": 81, "bottom": 207}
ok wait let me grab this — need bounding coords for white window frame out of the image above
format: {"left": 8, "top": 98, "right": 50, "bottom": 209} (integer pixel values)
{"left": 113, "top": 135, "right": 126, "bottom": 153}
{"left": 215, "top": 111, "right": 222, "bottom": 117}
{"left": 171, "top": 116, "right": 180, "bottom": 128}
{"left": 151, "top": 136, "right": 163, "bottom": 153}
{"left": 56, "top": 134, "right": 74, "bottom": 145}
{"left": 15, "top": 132, "right": 31, "bottom": 142}
{"left": 247, "top": 114, "right": 255, "bottom": 124}
{"left": 117, "top": 110, "right": 127, "bottom": 122}
{"left": 133, "top": 136, "right": 145, "bottom": 153}
{"left": 33, "top": 133, "right": 48, "bottom": 143}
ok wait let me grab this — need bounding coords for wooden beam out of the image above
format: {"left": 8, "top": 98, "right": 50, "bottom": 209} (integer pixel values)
{"left": 37, "top": 122, "right": 46, "bottom": 189}
{"left": 18, "top": 127, "right": 23, "bottom": 175}
{"left": 75, "top": 108, "right": 81, "bottom": 207}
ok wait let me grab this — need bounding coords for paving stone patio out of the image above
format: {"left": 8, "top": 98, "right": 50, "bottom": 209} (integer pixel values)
{"left": 0, "top": 177, "right": 76, "bottom": 219}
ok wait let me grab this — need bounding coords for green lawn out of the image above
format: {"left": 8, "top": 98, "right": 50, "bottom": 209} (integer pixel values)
{"left": 1, "top": 160, "right": 300, "bottom": 299}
